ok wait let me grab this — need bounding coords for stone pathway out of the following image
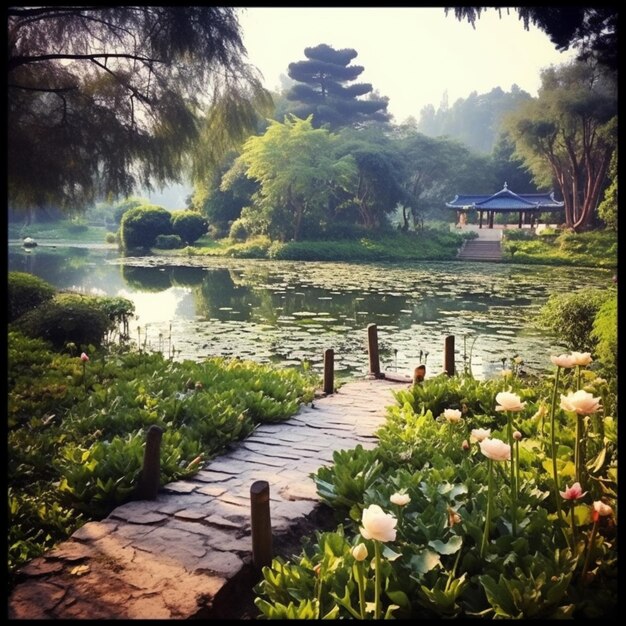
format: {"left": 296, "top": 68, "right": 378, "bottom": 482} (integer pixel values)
{"left": 8, "top": 377, "right": 406, "bottom": 619}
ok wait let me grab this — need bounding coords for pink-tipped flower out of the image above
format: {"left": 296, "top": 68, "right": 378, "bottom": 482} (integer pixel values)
{"left": 592, "top": 500, "right": 613, "bottom": 520}
{"left": 479, "top": 438, "right": 511, "bottom": 462}
{"left": 513, "top": 430, "right": 523, "bottom": 441}
{"left": 462, "top": 439, "right": 470, "bottom": 451}
{"left": 560, "top": 390, "right": 602, "bottom": 415}
{"left": 559, "top": 482, "right": 587, "bottom": 500}
{"left": 443, "top": 408, "right": 463, "bottom": 423}
{"left": 550, "top": 353, "right": 576, "bottom": 368}
{"left": 495, "top": 390, "right": 526, "bottom": 412}
{"left": 570, "top": 351, "right": 593, "bottom": 366}
{"left": 470, "top": 428, "right": 491, "bottom": 442}
{"left": 80, "top": 352, "right": 89, "bottom": 362}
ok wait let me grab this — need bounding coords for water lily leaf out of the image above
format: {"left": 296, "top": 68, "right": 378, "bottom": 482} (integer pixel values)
{"left": 382, "top": 545, "right": 402, "bottom": 561}
{"left": 410, "top": 549, "right": 441, "bottom": 574}
{"left": 428, "top": 535, "right": 462, "bottom": 555}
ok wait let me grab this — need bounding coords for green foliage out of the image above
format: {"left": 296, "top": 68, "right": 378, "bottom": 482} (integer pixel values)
{"left": 8, "top": 331, "right": 316, "bottom": 582}
{"left": 154, "top": 234, "right": 184, "bottom": 249}
{"left": 105, "top": 232, "right": 118, "bottom": 244}
{"left": 597, "top": 149, "right": 617, "bottom": 231}
{"left": 15, "top": 293, "right": 112, "bottom": 349}
{"left": 120, "top": 205, "right": 172, "bottom": 249}
{"left": 229, "top": 217, "right": 249, "bottom": 241}
{"left": 170, "top": 210, "right": 208, "bottom": 244}
{"left": 112, "top": 197, "right": 151, "bottom": 224}
{"left": 8, "top": 271, "right": 55, "bottom": 322}
{"left": 501, "top": 229, "right": 616, "bottom": 268}
{"left": 8, "top": 7, "right": 269, "bottom": 211}
{"left": 591, "top": 292, "right": 617, "bottom": 373}
{"left": 285, "top": 43, "right": 390, "bottom": 129}
{"left": 224, "top": 115, "right": 357, "bottom": 241}
{"left": 536, "top": 289, "right": 612, "bottom": 351}
{"left": 256, "top": 367, "right": 617, "bottom": 619}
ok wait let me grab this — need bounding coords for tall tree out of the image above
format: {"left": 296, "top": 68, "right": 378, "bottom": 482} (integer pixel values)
{"left": 447, "top": 7, "right": 617, "bottom": 72}
{"left": 8, "top": 6, "right": 271, "bottom": 212}
{"left": 222, "top": 115, "right": 357, "bottom": 241}
{"left": 491, "top": 132, "right": 536, "bottom": 194}
{"left": 285, "top": 43, "right": 391, "bottom": 128}
{"left": 504, "top": 61, "right": 617, "bottom": 231}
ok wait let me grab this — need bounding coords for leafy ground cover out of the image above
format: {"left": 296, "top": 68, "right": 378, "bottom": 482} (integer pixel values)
{"left": 255, "top": 356, "right": 617, "bottom": 618}
{"left": 8, "top": 331, "right": 317, "bottom": 586}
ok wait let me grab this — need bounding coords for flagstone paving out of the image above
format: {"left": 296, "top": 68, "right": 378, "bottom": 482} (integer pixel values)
{"left": 8, "top": 377, "right": 408, "bottom": 619}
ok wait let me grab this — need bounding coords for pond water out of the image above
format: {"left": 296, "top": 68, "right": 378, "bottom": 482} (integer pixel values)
{"left": 8, "top": 244, "right": 613, "bottom": 380}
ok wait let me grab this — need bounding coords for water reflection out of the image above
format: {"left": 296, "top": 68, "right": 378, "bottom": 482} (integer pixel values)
{"left": 8, "top": 245, "right": 613, "bottom": 379}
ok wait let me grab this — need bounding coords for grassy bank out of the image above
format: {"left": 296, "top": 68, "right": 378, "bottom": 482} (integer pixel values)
{"left": 8, "top": 219, "right": 111, "bottom": 244}
{"left": 502, "top": 229, "right": 617, "bottom": 269}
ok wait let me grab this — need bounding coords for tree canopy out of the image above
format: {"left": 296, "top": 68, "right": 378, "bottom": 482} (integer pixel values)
{"left": 223, "top": 115, "right": 357, "bottom": 241}
{"left": 284, "top": 44, "right": 391, "bottom": 129}
{"left": 504, "top": 61, "right": 617, "bottom": 231}
{"left": 8, "top": 6, "right": 271, "bottom": 212}
{"left": 447, "top": 7, "right": 617, "bottom": 72}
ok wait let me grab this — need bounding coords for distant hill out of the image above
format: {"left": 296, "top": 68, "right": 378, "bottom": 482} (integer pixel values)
{"left": 417, "top": 85, "right": 532, "bottom": 154}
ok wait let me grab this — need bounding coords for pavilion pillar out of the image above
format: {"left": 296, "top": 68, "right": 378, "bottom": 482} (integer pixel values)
{"left": 518, "top": 211, "right": 523, "bottom": 228}
{"left": 478, "top": 211, "right": 483, "bottom": 228}
{"left": 489, "top": 211, "right": 494, "bottom": 228}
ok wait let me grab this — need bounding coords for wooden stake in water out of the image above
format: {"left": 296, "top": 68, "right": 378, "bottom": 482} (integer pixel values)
{"left": 444, "top": 335, "right": 455, "bottom": 376}
{"left": 367, "top": 323, "right": 381, "bottom": 378}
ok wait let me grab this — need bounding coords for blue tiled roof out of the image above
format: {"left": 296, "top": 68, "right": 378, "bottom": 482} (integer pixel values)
{"left": 446, "top": 185, "right": 563, "bottom": 211}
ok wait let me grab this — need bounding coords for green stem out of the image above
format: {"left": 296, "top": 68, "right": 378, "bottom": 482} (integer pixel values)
{"left": 574, "top": 413, "right": 582, "bottom": 484}
{"left": 356, "top": 561, "right": 366, "bottom": 620}
{"left": 507, "top": 412, "right": 517, "bottom": 537}
{"left": 374, "top": 541, "right": 382, "bottom": 620}
{"left": 570, "top": 504, "right": 578, "bottom": 547}
{"left": 580, "top": 520, "right": 598, "bottom": 585}
{"left": 515, "top": 439, "right": 520, "bottom": 498}
{"left": 445, "top": 544, "right": 463, "bottom": 593}
{"left": 576, "top": 365, "right": 581, "bottom": 391}
{"left": 316, "top": 569, "right": 323, "bottom": 619}
{"left": 550, "top": 366, "right": 564, "bottom": 523}
{"left": 82, "top": 362, "right": 87, "bottom": 391}
{"left": 480, "top": 459, "right": 493, "bottom": 558}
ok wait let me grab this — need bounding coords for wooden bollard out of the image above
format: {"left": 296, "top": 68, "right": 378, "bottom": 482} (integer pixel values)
{"left": 250, "top": 480, "right": 272, "bottom": 569}
{"left": 444, "top": 335, "right": 455, "bottom": 376}
{"left": 413, "top": 364, "right": 426, "bottom": 384}
{"left": 323, "top": 348, "right": 334, "bottom": 394}
{"left": 367, "top": 323, "right": 381, "bottom": 378}
{"left": 137, "top": 425, "right": 163, "bottom": 500}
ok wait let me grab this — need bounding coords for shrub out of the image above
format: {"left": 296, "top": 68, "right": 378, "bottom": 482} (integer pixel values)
{"left": 171, "top": 210, "right": 208, "bottom": 244}
{"left": 8, "top": 272, "right": 55, "bottom": 322}
{"left": 105, "top": 232, "right": 117, "bottom": 244}
{"left": 154, "top": 234, "right": 184, "bottom": 249}
{"left": 113, "top": 197, "right": 149, "bottom": 225}
{"left": 15, "top": 293, "right": 113, "bottom": 349}
{"left": 591, "top": 292, "right": 617, "bottom": 373}
{"left": 536, "top": 289, "right": 612, "bottom": 352}
{"left": 120, "top": 205, "right": 172, "bottom": 249}
{"left": 229, "top": 217, "right": 249, "bottom": 241}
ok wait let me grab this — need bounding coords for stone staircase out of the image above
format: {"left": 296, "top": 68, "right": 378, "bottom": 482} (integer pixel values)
{"left": 457, "top": 239, "right": 503, "bottom": 261}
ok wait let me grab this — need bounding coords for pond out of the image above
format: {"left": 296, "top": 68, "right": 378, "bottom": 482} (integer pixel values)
{"left": 8, "top": 244, "right": 613, "bottom": 380}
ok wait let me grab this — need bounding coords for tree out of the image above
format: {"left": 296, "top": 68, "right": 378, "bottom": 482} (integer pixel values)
{"left": 491, "top": 132, "right": 536, "bottom": 194}
{"left": 171, "top": 211, "right": 208, "bottom": 245}
{"left": 417, "top": 85, "right": 532, "bottom": 154}
{"left": 284, "top": 44, "right": 391, "bottom": 128}
{"left": 447, "top": 8, "right": 617, "bottom": 72}
{"left": 398, "top": 132, "right": 497, "bottom": 226}
{"left": 223, "top": 115, "right": 357, "bottom": 241}
{"left": 120, "top": 205, "right": 172, "bottom": 250}
{"left": 504, "top": 61, "right": 617, "bottom": 231}
{"left": 8, "top": 6, "right": 271, "bottom": 212}
{"left": 597, "top": 149, "right": 617, "bottom": 231}
{"left": 335, "top": 128, "right": 412, "bottom": 229}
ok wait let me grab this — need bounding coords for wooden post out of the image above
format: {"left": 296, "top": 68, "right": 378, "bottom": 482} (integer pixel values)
{"left": 518, "top": 210, "right": 523, "bottom": 229}
{"left": 479, "top": 211, "right": 483, "bottom": 228}
{"left": 413, "top": 364, "right": 426, "bottom": 384}
{"left": 367, "top": 323, "right": 381, "bottom": 378}
{"left": 138, "top": 425, "right": 163, "bottom": 500}
{"left": 323, "top": 348, "right": 334, "bottom": 394}
{"left": 444, "top": 335, "right": 455, "bottom": 377}
{"left": 250, "top": 480, "right": 272, "bottom": 569}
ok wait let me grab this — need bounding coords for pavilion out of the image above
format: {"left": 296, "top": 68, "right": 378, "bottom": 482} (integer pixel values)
{"left": 446, "top": 183, "right": 564, "bottom": 229}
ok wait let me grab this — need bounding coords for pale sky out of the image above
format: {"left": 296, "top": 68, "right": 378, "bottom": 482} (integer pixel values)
{"left": 238, "top": 7, "right": 578, "bottom": 123}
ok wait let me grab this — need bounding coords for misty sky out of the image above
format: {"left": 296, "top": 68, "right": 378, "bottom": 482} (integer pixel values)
{"left": 238, "top": 7, "right": 577, "bottom": 123}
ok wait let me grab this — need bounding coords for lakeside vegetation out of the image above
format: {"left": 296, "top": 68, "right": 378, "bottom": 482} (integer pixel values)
{"left": 7, "top": 273, "right": 317, "bottom": 587}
